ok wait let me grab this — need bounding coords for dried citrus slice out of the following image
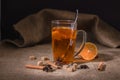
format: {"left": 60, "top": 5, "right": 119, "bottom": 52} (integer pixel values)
{"left": 78, "top": 42, "right": 98, "bottom": 60}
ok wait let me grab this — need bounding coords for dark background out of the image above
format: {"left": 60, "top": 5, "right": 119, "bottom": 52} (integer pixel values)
{"left": 0, "top": 0, "right": 1, "bottom": 40}
{"left": 1, "top": 0, "right": 120, "bottom": 40}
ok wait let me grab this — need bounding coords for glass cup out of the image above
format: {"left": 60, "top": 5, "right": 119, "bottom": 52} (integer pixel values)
{"left": 51, "top": 20, "right": 86, "bottom": 64}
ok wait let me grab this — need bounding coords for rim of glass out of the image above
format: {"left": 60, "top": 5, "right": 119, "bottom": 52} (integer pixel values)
{"left": 51, "top": 20, "right": 74, "bottom": 24}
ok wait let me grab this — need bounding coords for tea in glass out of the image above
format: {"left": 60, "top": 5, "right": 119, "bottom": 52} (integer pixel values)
{"left": 52, "top": 20, "right": 77, "bottom": 64}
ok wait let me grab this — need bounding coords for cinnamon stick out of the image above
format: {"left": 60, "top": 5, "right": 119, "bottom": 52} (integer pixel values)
{"left": 25, "top": 64, "right": 44, "bottom": 70}
{"left": 46, "top": 61, "right": 61, "bottom": 69}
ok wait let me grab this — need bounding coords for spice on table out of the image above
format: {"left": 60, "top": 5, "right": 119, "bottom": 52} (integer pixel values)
{"left": 62, "top": 63, "right": 77, "bottom": 72}
{"left": 41, "top": 56, "right": 50, "bottom": 61}
{"left": 73, "top": 63, "right": 78, "bottom": 69}
{"left": 25, "top": 64, "right": 44, "bottom": 69}
{"left": 62, "top": 65, "right": 69, "bottom": 70}
{"left": 29, "top": 56, "right": 37, "bottom": 60}
{"left": 37, "top": 61, "right": 44, "bottom": 66}
{"left": 79, "top": 64, "right": 89, "bottom": 69}
{"left": 26, "top": 56, "right": 100, "bottom": 72}
{"left": 67, "top": 67, "right": 75, "bottom": 72}
{"left": 43, "top": 65, "right": 54, "bottom": 72}
{"left": 98, "top": 62, "right": 106, "bottom": 71}
{"left": 46, "top": 61, "right": 61, "bottom": 69}
{"left": 55, "top": 58, "right": 63, "bottom": 66}
{"left": 72, "top": 63, "right": 78, "bottom": 71}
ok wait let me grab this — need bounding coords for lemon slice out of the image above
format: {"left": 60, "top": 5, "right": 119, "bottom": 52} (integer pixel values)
{"left": 78, "top": 42, "right": 98, "bottom": 60}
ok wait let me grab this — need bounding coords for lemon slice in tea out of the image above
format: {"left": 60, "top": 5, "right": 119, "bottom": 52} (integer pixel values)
{"left": 78, "top": 42, "right": 98, "bottom": 60}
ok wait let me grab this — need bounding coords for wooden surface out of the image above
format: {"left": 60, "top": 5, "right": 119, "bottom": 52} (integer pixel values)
{"left": 0, "top": 42, "right": 120, "bottom": 80}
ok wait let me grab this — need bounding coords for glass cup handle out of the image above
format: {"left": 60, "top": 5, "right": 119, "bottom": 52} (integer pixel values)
{"left": 74, "top": 30, "right": 87, "bottom": 57}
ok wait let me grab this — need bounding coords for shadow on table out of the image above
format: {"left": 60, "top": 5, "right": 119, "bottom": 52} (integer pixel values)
{"left": 93, "top": 53, "right": 114, "bottom": 62}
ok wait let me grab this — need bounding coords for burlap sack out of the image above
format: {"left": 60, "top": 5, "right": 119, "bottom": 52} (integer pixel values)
{"left": 5, "top": 9, "right": 120, "bottom": 48}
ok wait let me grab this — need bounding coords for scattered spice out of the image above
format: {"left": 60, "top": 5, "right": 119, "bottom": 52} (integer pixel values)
{"left": 41, "top": 56, "right": 50, "bottom": 61}
{"left": 29, "top": 56, "right": 37, "bottom": 60}
{"left": 43, "top": 65, "right": 54, "bottom": 72}
{"left": 98, "top": 62, "right": 106, "bottom": 71}
{"left": 67, "top": 67, "right": 74, "bottom": 72}
{"left": 62, "top": 65, "right": 69, "bottom": 70}
{"left": 26, "top": 56, "right": 107, "bottom": 73}
{"left": 79, "top": 64, "right": 89, "bottom": 69}
{"left": 73, "top": 63, "right": 78, "bottom": 68}
{"left": 37, "top": 61, "right": 44, "bottom": 66}
{"left": 72, "top": 63, "right": 78, "bottom": 71}
{"left": 46, "top": 61, "right": 61, "bottom": 69}
{"left": 55, "top": 58, "right": 63, "bottom": 66}
{"left": 62, "top": 63, "right": 78, "bottom": 72}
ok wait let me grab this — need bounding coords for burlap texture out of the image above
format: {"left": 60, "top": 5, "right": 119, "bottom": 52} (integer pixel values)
{"left": 5, "top": 9, "right": 120, "bottom": 48}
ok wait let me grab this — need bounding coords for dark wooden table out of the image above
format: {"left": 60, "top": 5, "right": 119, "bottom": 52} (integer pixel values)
{"left": 0, "top": 42, "right": 120, "bottom": 80}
